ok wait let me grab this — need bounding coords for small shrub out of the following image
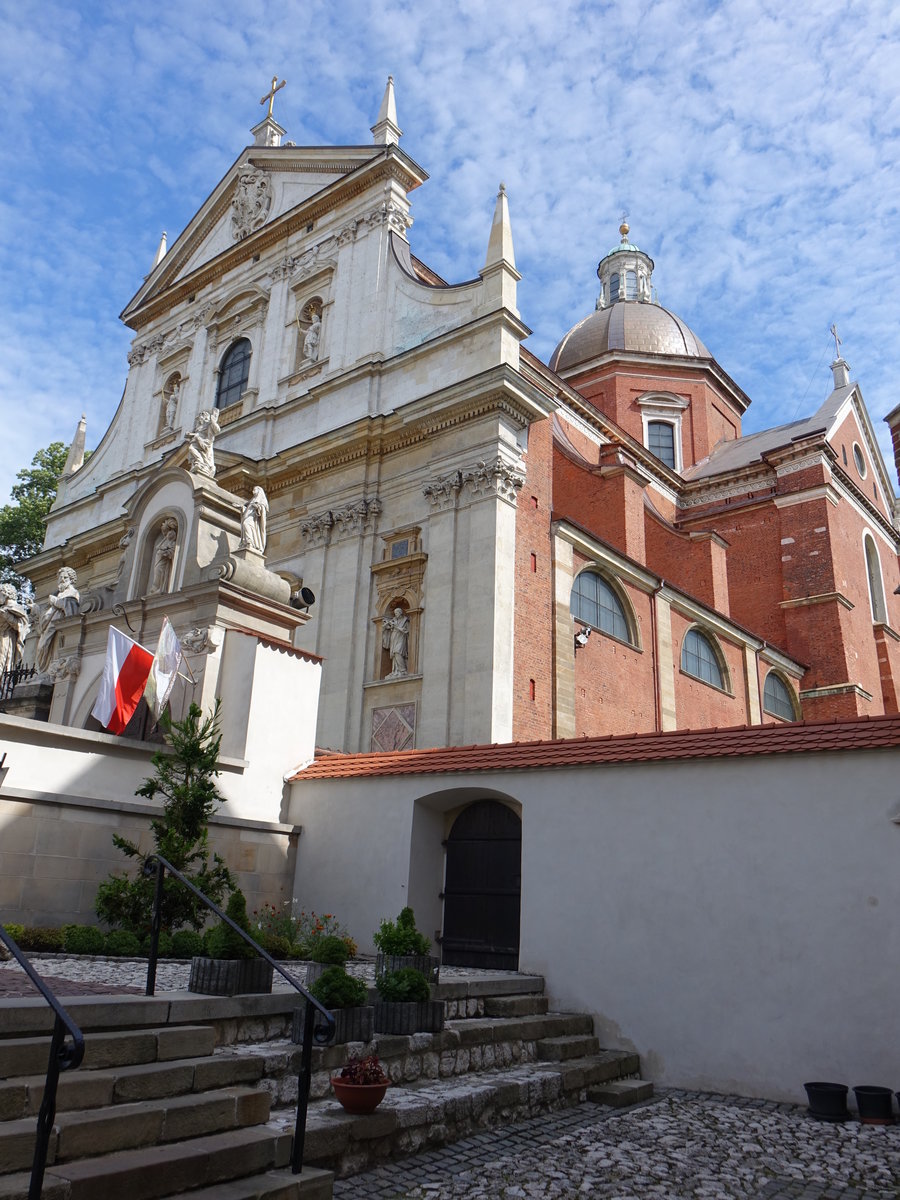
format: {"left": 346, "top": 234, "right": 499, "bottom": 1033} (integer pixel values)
{"left": 62, "top": 925, "right": 106, "bottom": 955}
{"left": 373, "top": 907, "right": 431, "bottom": 957}
{"left": 310, "top": 965, "right": 368, "bottom": 1010}
{"left": 259, "top": 932, "right": 292, "bottom": 959}
{"left": 339, "top": 1054, "right": 387, "bottom": 1085}
{"left": 2, "top": 924, "right": 25, "bottom": 943}
{"left": 141, "top": 930, "right": 173, "bottom": 958}
{"left": 104, "top": 929, "right": 141, "bottom": 957}
{"left": 308, "top": 934, "right": 349, "bottom": 965}
{"left": 18, "top": 926, "right": 64, "bottom": 952}
{"left": 205, "top": 890, "right": 255, "bottom": 960}
{"left": 169, "top": 929, "right": 203, "bottom": 958}
{"left": 291, "top": 910, "right": 355, "bottom": 958}
{"left": 375, "top": 967, "right": 431, "bottom": 1003}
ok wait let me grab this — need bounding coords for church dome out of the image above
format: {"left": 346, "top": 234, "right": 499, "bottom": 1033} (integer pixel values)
{"left": 549, "top": 223, "right": 710, "bottom": 374}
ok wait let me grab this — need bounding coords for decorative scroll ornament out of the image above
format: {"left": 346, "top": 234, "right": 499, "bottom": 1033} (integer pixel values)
{"left": 231, "top": 171, "right": 271, "bottom": 241}
{"left": 422, "top": 470, "right": 463, "bottom": 510}
{"left": 300, "top": 497, "right": 382, "bottom": 547}
{"left": 423, "top": 458, "right": 525, "bottom": 508}
{"left": 181, "top": 626, "right": 214, "bottom": 654}
{"left": 49, "top": 655, "right": 81, "bottom": 682}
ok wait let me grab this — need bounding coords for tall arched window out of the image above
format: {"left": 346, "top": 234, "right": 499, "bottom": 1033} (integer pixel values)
{"left": 763, "top": 672, "right": 797, "bottom": 721}
{"left": 624, "top": 269, "right": 638, "bottom": 299}
{"left": 216, "top": 338, "right": 252, "bottom": 410}
{"left": 570, "top": 571, "right": 632, "bottom": 643}
{"left": 681, "top": 628, "right": 725, "bottom": 689}
{"left": 648, "top": 420, "right": 676, "bottom": 469}
{"left": 609, "top": 273, "right": 620, "bottom": 303}
{"left": 864, "top": 533, "right": 887, "bottom": 623}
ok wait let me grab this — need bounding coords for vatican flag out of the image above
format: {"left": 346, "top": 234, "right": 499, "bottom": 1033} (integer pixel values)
{"left": 144, "top": 616, "right": 184, "bottom": 720}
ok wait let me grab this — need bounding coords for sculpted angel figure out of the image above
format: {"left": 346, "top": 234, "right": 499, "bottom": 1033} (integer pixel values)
{"left": 35, "top": 566, "right": 80, "bottom": 675}
{"left": 382, "top": 607, "right": 410, "bottom": 677}
{"left": 0, "top": 583, "right": 30, "bottom": 673}
{"left": 239, "top": 486, "right": 269, "bottom": 554}
{"left": 186, "top": 409, "right": 220, "bottom": 478}
{"left": 148, "top": 517, "right": 178, "bottom": 595}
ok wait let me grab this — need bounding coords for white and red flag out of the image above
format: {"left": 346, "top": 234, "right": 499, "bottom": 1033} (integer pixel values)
{"left": 144, "top": 616, "right": 184, "bottom": 720}
{"left": 91, "top": 626, "right": 154, "bottom": 735}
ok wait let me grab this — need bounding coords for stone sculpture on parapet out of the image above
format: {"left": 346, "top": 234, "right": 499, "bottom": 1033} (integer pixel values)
{"left": 239, "top": 486, "right": 269, "bottom": 554}
{"left": 0, "top": 583, "right": 30, "bottom": 673}
{"left": 35, "top": 566, "right": 80, "bottom": 675}
{"left": 186, "top": 409, "right": 220, "bottom": 478}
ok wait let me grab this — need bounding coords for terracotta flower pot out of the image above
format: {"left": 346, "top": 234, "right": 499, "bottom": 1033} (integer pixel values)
{"left": 330, "top": 1077, "right": 388, "bottom": 1114}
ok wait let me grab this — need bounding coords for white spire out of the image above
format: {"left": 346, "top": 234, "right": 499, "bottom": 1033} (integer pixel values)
{"left": 483, "top": 183, "right": 516, "bottom": 272}
{"left": 371, "top": 75, "right": 402, "bottom": 146}
{"left": 152, "top": 231, "right": 167, "bottom": 270}
{"left": 61, "top": 414, "right": 86, "bottom": 477}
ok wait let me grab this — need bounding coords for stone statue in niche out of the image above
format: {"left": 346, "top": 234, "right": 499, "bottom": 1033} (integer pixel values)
{"left": 163, "top": 378, "right": 180, "bottom": 430}
{"left": 239, "top": 486, "right": 268, "bottom": 554}
{"left": 382, "top": 607, "right": 410, "bottom": 677}
{"left": 35, "top": 566, "right": 80, "bottom": 675}
{"left": 148, "top": 517, "right": 178, "bottom": 595}
{"left": 302, "top": 311, "right": 321, "bottom": 362}
{"left": 186, "top": 409, "right": 220, "bottom": 478}
{"left": 0, "top": 583, "right": 30, "bottom": 673}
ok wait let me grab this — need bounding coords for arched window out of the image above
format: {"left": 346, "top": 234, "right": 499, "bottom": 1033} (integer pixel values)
{"left": 763, "top": 672, "right": 797, "bottom": 721}
{"left": 215, "top": 338, "right": 252, "bottom": 410}
{"left": 681, "top": 628, "right": 724, "bottom": 689}
{"left": 864, "top": 533, "right": 887, "bottom": 623}
{"left": 624, "top": 269, "right": 638, "bottom": 299}
{"left": 570, "top": 571, "right": 631, "bottom": 643}
{"left": 609, "top": 273, "right": 620, "bottom": 303}
{"left": 648, "top": 420, "right": 676, "bottom": 469}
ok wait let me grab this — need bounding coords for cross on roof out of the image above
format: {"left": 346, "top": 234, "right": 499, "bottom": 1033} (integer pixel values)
{"left": 830, "top": 322, "right": 842, "bottom": 360}
{"left": 260, "top": 76, "right": 286, "bottom": 120}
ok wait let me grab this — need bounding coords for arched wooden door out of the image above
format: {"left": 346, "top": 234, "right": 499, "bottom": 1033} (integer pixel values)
{"left": 441, "top": 800, "right": 521, "bottom": 969}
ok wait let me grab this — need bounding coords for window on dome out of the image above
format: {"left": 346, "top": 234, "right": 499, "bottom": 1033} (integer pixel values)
{"left": 570, "top": 571, "right": 632, "bottom": 643}
{"left": 648, "top": 420, "right": 676, "bottom": 469}
{"left": 681, "top": 628, "right": 725, "bottom": 689}
{"left": 624, "top": 270, "right": 638, "bottom": 300}
{"left": 864, "top": 533, "right": 887, "bottom": 623}
{"left": 609, "top": 273, "right": 620, "bottom": 302}
{"left": 763, "top": 672, "right": 796, "bottom": 721}
{"left": 216, "top": 338, "right": 252, "bottom": 410}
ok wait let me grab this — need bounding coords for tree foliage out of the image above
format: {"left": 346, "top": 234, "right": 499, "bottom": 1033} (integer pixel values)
{"left": 0, "top": 442, "right": 68, "bottom": 590}
{"left": 95, "top": 702, "right": 235, "bottom": 935}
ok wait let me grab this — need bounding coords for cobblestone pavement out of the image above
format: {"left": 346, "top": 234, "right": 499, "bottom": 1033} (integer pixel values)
{"left": 334, "top": 1093, "right": 900, "bottom": 1200}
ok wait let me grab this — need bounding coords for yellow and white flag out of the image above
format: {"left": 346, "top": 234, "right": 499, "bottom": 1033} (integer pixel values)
{"left": 143, "top": 616, "right": 184, "bottom": 720}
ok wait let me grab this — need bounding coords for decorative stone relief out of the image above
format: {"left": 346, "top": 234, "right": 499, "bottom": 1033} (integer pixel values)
{"left": 239, "top": 487, "right": 269, "bottom": 553}
{"left": 181, "top": 626, "right": 215, "bottom": 654}
{"left": 300, "top": 497, "right": 381, "bottom": 547}
{"left": 424, "top": 458, "right": 525, "bottom": 507}
{"left": 423, "top": 470, "right": 463, "bottom": 510}
{"left": 371, "top": 703, "right": 416, "bottom": 753}
{"left": 186, "top": 410, "right": 220, "bottom": 478}
{"left": 231, "top": 171, "right": 271, "bottom": 241}
{"left": 35, "top": 567, "right": 80, "bottom": 676}
{"left": 49, "top": 655, "right": 81, "bottom": 683}
{"left": 0, "top": 583, "right": 30, "bottom": 672}
{"left": 147, "top": 517, "right": 179, "bottom": 595}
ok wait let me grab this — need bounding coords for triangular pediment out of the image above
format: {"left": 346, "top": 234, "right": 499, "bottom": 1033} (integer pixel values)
{"left": 122, "top": 143, "right": 427, "bottom": 328}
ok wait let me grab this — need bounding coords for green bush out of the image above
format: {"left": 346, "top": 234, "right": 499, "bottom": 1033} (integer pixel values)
{"left": 373, "top": 907, "right": 431, "bottom": 957}
{"left": 62, "top": 925, "right": 106, "bottom": 955}
{"left": 169, "top": 929, "right": 204, "bottom": 958}
{"left": 104, "top": 929, "right": 142, "bottom": 957}
{"left": 309, "top": 965, "right": 368, "bottom": 1010}
{"left": 205, "top": 890, "right": 255, "bottom": 960}
{"left": 140, "top": 930, "right": 173, "bottom": 958}
{"left": 375, "top": 967, "right": 431, "bottom": 1003}
{"left": 259, "top": 932, "right": 292, "bottom": 960}
{"left": 308, "top": 934, "right": 349, "bottom": 965}
{"left": 18, "top": 926, "right": 64, "bottom": 952}
{"left": 2, "top": 923, "right": 25, "bottom": 943}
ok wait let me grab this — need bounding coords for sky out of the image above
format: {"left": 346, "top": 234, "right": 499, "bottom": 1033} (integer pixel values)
{"left": 1, "top": 0, "right": 899, "bottom": 504}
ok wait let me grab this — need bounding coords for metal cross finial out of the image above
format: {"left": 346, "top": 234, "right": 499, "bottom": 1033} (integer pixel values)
{"left": 830, "top": 322, "right": 842, "bottom": 360}
{"left": 260, "top": 75, "right": 286, "bottom": 119}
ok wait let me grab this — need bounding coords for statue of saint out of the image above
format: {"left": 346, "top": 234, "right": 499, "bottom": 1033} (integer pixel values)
{"left": 0, "top": 583, "right": 30, "bottom": 674}
{"left": 35, "top": 566, "right": 80, "bottom": 675}
{"left": 186, "top": 409, "right": 220, "bottom": 478}
{"left": 302, "top": 311, "right": 321, "bottom": 362}
{"left": 164, "top": 379, "right": 180, "bottom": 430}
{"left": 382, "top": 607, "right": 410, "bottom": 677}
{"left": 239, "top": 486, "right": 269, "bottom": 554}
{"left": 148, "top": 517, "right": 178, "bottom": 595}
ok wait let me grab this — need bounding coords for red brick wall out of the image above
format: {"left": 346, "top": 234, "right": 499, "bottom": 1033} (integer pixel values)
{"left": 513, "top": 419, "right": 554, "bottom": 740}
{"left": 669, "top": 609, "right": 750, "bottom": 728}
{"left": 643, "top": 509, "right": 730, "bottom": 615}
{"left": 829, "top": 409, "right": 891, "bottom": 520}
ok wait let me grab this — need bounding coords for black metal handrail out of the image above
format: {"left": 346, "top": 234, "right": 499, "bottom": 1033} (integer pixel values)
{"left": 0, "top": 925, "right": 85, "bottom": 1200}
{"left": 142, "top": 854, "right": 335, "bottom": 1175}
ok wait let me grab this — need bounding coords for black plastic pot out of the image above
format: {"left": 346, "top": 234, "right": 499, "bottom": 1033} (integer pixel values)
{"left": 804, "top": 1081, "right": 849, "bottom": 1121}
{"left": 853, "top": 1085, "right": 894, "bottom": 1125}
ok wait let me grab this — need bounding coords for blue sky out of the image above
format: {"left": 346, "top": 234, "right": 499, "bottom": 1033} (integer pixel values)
{"left": 2, "top": 0, "right": 899, "bottom": 503}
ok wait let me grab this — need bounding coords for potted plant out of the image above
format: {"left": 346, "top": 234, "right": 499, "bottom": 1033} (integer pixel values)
{"left": 292, "top": 965, "right": 373, "bottom": 1044}
{"left": 305, "top": 932, "right": 351, "bottom": 987}
{"left": 852, "top": 1085, "right": 895, "bottom": 1125}
{"left": 804, "top": 1081, "right": 849, "bottom": 1121}
{"left": 330, "top": 1054, "right": 389, "bottom": 1114}
{"left": 373, "top": 906, "right": 439, "bottom": 984}
{"left": 374, "top": 966, "right": 444, "bottom": 1035}
{"left": 188, "top": 889, "right": 273, "bottom": 996}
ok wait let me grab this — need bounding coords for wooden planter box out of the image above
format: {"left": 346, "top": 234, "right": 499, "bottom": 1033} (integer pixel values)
{"left": 374, "top": 1000, "right": 444, "bottom": 1035}
{"left": 293, "top": 1004, "right": 374, "bottom": 1045}
{"left": 375, "top": 954, "right": 440, "bottom": 985}
{"left": 188, "top": 956, "right": 273, "bottom": 996}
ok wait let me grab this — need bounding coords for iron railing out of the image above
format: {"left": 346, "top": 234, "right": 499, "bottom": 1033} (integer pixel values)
{"left": 1, "top": 663, "right": 36, "bottom": 703}
{"left": 142, "top": 854, "right": 335, "bottom": 1174}
{"left": 0, "top": 926, "right": 85, "bottom": 1200}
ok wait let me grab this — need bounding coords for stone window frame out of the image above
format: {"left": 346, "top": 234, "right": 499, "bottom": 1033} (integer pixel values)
{"left": 853, "top": 442, "right": 867, "bottom": 479}
{"left": 863, "top": 530, "right": 887, "bottom": 624}
{"left": 680, "top": 625, "right": 730, "bottom": 692}
{"left": 637, "top": 392, "right": 689, "bottom": 473}
{"left": 570, "top": 568, "right": 640, "bottom": 649}
{"left": 762, "top": 671, "right": 799, "bottom": 722}
{"left": 215, "top": 338, "right": 253, "bottom": 411}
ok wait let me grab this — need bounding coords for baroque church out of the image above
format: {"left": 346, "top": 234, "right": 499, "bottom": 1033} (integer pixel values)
{"left": 20, "top": 78, "right": 900, "bottom": 754}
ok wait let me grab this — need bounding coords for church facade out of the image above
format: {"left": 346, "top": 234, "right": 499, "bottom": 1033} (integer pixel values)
{"left": 23, "top": 80, "right": 900, "bottom": 753}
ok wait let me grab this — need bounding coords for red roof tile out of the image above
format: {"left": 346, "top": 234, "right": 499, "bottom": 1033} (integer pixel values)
{"left": 290, "top": 713, "right": 900, "bottom": 780}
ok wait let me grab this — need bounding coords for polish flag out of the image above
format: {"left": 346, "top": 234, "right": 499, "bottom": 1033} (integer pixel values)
{"left": 91, "top": 627, "right": 154, "bottom": 735}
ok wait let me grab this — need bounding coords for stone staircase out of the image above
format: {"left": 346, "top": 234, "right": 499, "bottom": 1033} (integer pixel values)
{"left": 0, "top": 974, "right": 652, "bottom": 1196}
